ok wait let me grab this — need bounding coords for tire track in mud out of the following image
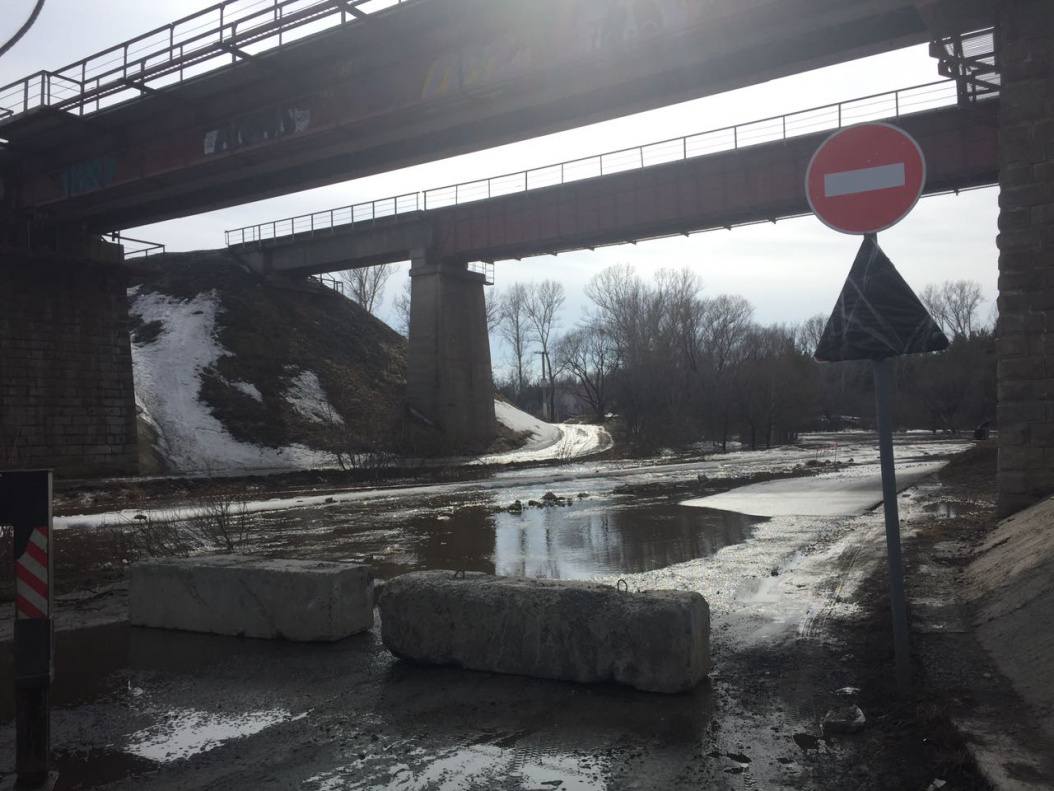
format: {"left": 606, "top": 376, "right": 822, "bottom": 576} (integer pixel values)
{"left": 796, "top": 535, "right": 874, "bottom": 643}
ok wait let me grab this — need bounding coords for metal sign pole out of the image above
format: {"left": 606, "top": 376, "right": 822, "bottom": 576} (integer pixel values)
{"left": 1, "top": 470, "right": 57, "bottom": 790}
{"left": 871, "top": 359, "right": 912, "bottom": 693}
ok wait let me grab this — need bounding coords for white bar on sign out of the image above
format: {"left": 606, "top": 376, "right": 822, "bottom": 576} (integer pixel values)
{"left": 824, "top": 163, "right": 906, "bottom": 198}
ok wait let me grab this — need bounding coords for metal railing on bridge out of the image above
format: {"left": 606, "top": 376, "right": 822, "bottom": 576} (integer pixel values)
{"left": 115, "top": 235, "right": 166, "bottom": 260}
{"left": 0, "top": 0, "right": 415, "bottom": 120}
{"left": 225, "top": 79, "right": 977, "bottom": 248}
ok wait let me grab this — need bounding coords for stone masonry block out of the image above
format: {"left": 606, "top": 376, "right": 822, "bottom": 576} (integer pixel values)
{"left": 380, "top": 571, "right": 710, "bottom": 694}
{"left": 1000, "top": 447, "right": 1047, "bottom": 471}
{"left": 130, "top": 555, "right": 374, "bottom": 641}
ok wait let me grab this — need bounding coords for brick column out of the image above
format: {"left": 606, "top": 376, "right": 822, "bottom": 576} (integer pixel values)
{"left": 996, "top": 0, "right": 1054, "bottom": 516}
{"left": 0, "top": 258, "right": 139, "bottom": 476}
{"left": 407, "top": 254, "right": 496, "bottom": 452}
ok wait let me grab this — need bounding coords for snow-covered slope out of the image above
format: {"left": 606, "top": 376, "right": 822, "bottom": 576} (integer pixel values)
{"left": 132, "top": 290, "right": 333, "bottom": 473}
{"left": 129, "top": 254, "right": 611, "bottom": 474}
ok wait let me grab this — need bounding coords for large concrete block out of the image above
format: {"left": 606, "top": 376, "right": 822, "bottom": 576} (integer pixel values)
{"left": 379, "top": 571, "right": 709, "bottom": 693}
{"left": 130, "top": 555, "right": 373, "bottom": 641}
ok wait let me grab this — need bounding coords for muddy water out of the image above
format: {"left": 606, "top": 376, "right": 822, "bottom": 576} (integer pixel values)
{"left": 251, "top": 494, "right": 765, "bottom": 582}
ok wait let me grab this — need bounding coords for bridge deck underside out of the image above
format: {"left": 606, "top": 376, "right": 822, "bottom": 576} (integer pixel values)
{"left": 0, "top": 0, "right": 997, "bottom": 233}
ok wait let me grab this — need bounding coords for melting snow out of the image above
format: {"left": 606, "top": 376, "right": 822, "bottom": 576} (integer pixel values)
{"left": 130, "top": 290, "right": 332, "bottom": 474}
{"left": 125, "top": 708, "right": 302, "bottom": 763}
{"left": 286, "top": 370, "right": 343, "bottom": 424}
{"left": 229, "top": 380, "right": 263, "bottom": 402}
{"left": 486, "top": 401, "right": 612, "bottom": 465}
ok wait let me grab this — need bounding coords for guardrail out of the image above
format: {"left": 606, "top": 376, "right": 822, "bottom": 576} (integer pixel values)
{"left": 0, "top": 0, "right": 413, "bottom": 120}
{"left": 311, "top": 274, "right": 346, "bottom": 294}
{"left": 116, "top": 235, "right": 167, "bottom": 259}
{"left": 225, "top": 80, "right": 974, "bottom": 248}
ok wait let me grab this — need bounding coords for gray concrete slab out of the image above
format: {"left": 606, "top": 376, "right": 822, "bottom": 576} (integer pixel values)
{"left": 129, "top": 555, "right": 373, "bottom": 641}
{"left": 966, "top": 495, "right": 1054, "bottom": 750}
{"left": 379, "top": 571, "right": 709, "bottom": 693}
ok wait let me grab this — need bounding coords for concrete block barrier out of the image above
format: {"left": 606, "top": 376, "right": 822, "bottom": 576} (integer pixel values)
{"left": 379, "top": 571, "right": 709, "bottom": 693}
{"left": 130, "top": 555, "right": 374, "bottom": 641}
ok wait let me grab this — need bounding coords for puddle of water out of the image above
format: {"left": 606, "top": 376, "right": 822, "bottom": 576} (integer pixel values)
{"left": 306, "top": 743, "right": 604, "bottom": 791}
{"left": 923, "top": 501, "right": 963, "bottom": 518}
{"left": 125, "top": 707, "right": 300, "bottom": 763}
{"left": 262, "top": 497, "right": 763, "bottom": 582}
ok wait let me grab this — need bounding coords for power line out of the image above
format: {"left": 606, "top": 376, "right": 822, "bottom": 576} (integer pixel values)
{"left": 0, "top": 0, "right": 47, "bottom": 60}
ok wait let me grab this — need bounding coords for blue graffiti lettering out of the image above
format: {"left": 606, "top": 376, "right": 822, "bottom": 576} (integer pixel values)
{"left": 60, "top": 156, "right": 117, "bottom": 198}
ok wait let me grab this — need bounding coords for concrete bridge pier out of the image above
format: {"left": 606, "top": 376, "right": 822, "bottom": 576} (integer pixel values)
{"left": 407, "top": 253, "right": 495, "bottom": 452}
{"left": 995, "top": 0, "right": 1054, "bottom": 516}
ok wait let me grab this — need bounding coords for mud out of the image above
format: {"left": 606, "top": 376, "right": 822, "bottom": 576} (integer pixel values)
{"left": 0, "top": 433, "right": 996, "bottom": 790}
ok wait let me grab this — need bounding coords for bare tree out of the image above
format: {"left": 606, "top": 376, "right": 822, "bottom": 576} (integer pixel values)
{"left": 796, "top": 314, "right": 828, "bottom": 357}
{"left": 525, "top": 280, "right": 566, "bottom": 419}
{"left": 392, "top": 278, "right": 412, "bottom": 336}
{"left": 555, "top": 322, "right": 618, "bottom": 422}
{"left": 697, "top": 294, "right": 754, "bottom": 448}
{"left": 341, "top": 263, "right": 396, "bottom": 315}
{"left": 498, "top": 283, "right": 534, "bottom": 401}
{"left": 486, "top": 287, "right": 501, "bottom": 334}
{"left": 585, "top": 264, "right": 689, "bottom": 441}
{"left": 920, "top": 280, "right": 985, "bottom": 340}
{"left": 525, "top": 280, "right": 566, "bottom": 357}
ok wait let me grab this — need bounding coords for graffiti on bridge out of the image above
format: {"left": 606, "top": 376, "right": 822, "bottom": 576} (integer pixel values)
{"left": 204, "top": 104, "right": 312, "bottom": 155}
{"left": 59, "top": 156, "right": 117, "bottom": 198}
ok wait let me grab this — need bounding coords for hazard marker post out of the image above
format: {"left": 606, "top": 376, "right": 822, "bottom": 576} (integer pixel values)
{"left": 808, "top": 123, "right": 947, "bottom": 695}
{"left": 1, "top": 470, "right": 58, "bottom": 790}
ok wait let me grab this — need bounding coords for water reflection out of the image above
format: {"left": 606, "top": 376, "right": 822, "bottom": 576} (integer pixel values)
{"left": 492, "top": 502, "right": 761, "bottom": 580}
{"left": 280, "top": 496, "right": 765, "bottom": 581}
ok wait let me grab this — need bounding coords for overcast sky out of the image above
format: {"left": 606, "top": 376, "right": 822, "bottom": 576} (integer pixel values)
{"left": 1, "top": 0, "right": 1000, "bottom": 344}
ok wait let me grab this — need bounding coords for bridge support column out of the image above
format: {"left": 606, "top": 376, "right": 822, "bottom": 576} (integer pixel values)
{"left": 0, "top": 249, "right": 139, "bottom": 476}
{"left": 996, "top": 0, "right": 1054, "bottom": 516}
{"left": 407, "top": 254, "right": 495, "bottom": 452}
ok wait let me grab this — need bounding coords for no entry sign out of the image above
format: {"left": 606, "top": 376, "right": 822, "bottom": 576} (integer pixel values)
{"left": 806, "top": 122, "right": 926, "bottom": 235}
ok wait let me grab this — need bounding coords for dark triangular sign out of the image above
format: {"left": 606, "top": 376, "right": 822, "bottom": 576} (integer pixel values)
{"left": 815, "top": 235, "right": 949, "bottom": 362}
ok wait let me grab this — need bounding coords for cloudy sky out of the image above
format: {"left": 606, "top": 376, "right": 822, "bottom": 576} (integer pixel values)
{"left": 1, "top": 0, "right": 999, "bottom": 342}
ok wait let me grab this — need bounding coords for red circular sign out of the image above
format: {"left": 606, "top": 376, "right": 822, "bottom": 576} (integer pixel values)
{"left": 806, "top": 122, "right": 926, "bottom": 235}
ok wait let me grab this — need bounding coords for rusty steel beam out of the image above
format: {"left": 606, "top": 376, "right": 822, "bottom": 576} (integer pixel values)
{"left": 427, "top": 104, "right": 998, "bottom": 264}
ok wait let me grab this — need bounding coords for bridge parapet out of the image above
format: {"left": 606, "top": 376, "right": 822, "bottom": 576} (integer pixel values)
{"left": 0, "top": 0, "right": 413, "bottom": 121}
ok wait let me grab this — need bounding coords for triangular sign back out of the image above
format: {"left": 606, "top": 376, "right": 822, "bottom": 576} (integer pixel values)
{"left": 814, "top": 236, "right": 949, "bottom": 362}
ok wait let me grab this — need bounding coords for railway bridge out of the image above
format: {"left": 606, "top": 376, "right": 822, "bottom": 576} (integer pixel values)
{"left": 0, "top": 0, "right": 1049, "bottom": 517}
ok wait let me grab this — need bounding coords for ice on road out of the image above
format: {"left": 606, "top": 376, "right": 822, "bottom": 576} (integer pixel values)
{"left": 682, "top": 460, "right": 945, "bottom": 517}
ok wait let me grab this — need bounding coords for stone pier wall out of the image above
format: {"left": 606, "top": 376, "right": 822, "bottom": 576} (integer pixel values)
{"left": 996, "top": 0, "right": 1054, "bottom": 516}
{"left": 0, "top": 258, "right": 138, "bottom": 477}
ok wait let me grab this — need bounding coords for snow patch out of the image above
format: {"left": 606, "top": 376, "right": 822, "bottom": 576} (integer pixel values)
{"left": 286, "top": 370, "right": 342, "bottom": 425}
{"left": 130, "top": 290, "right": 332, "bottom": 474}
{"left": 229, "top": 380, "right": 263, "bottom": 402}
{"left": 494, "top": 401, "right": 561, "bottom": 448}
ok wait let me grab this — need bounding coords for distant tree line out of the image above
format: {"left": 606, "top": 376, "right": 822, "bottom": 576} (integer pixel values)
{"left": 494, "top": 264, "right": 996, "bottom": 451}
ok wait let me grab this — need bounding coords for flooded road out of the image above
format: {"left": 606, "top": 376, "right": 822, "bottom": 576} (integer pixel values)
{"left": 253, "top": 496, "right": 764, "bottom": 582}
{"left": 2, "top": 433, "right": 973, "bottom": 790}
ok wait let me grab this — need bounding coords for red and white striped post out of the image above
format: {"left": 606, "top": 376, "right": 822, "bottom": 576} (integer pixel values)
{"left": 1, "top": 470, "right": 57, "bottom": 790}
